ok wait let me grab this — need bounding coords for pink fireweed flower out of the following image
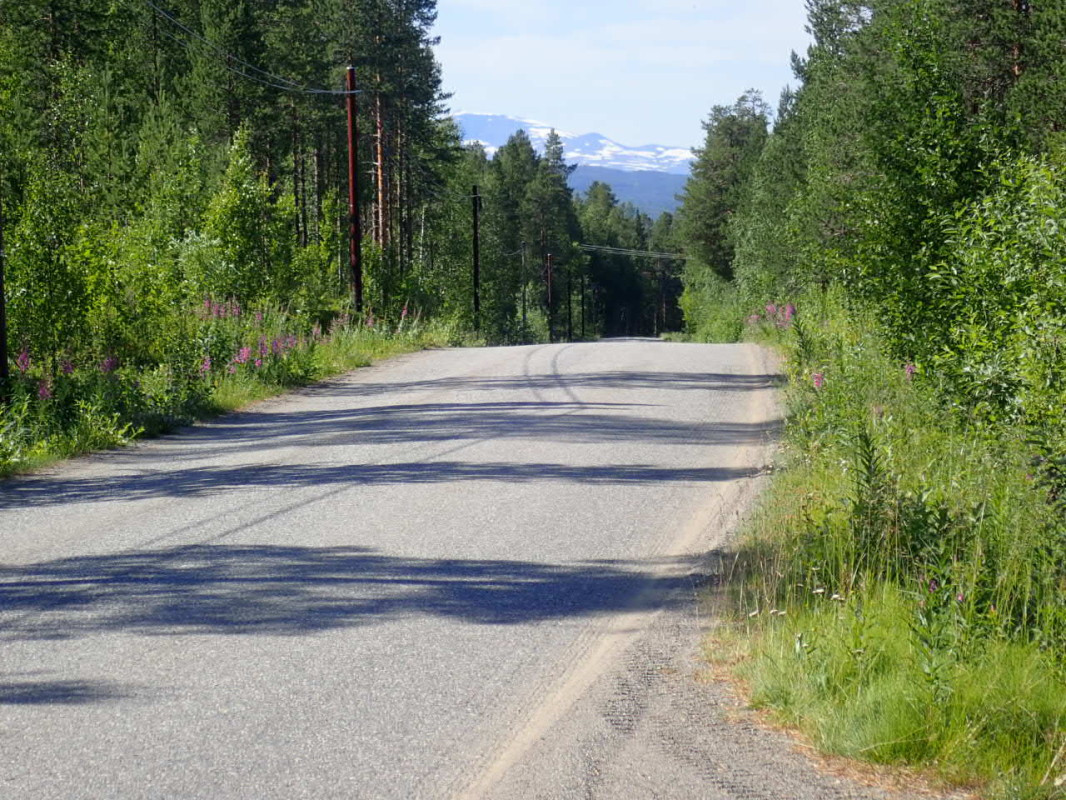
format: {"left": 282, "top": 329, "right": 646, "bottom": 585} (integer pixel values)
{"left": 766, "top": 304, "right": 778, "bottom": 317}
{"left": 37, "top": 379, "right": 53, "bottom": 400}
{"left": 100, "top": 356, "right": 119, "bottom": 374}
{"left": 200, "top": 356, "right": 212, "bottom": 375}
{"left": 746, "top": 314, "right": 761, "bottom": 325}
{"left": 254, "top": 358, "right": 262, "bottom": 368}
{"left": 228, "top": 364, "right": 237, "bottom": 374}
{"left": 15, "top": 349, "right": 30, "bottom": 374}
{"left": 904, "top": 363, "right": 917, "bottom": 380}
{"left": 255, "top": 311, "right": 263, "bottom": 324}
{"left": 812, "top": 372, "right": 825, "bottom": 390}
{"left": 784, "top": 303, "right": 796, "bottom": 321}
{"left": 235, "top": 347, "right": 252, "bottom": 365}
{"left": 258, "top": 336, "right": 268, "bottom": 357}
{"left": 271, "top": 338, "right": 282, "bottom": 355}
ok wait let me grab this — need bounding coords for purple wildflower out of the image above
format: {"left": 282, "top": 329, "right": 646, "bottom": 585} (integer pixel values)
{"left": 766, "top": 304, "right": 778, "bottom": 317}
{"left": 61, "top": 359, "right": 74, "bottom": 375}
{"left": 271, "top": 338, "right": 282, "bottom": 356}
{"left": 37, "top": 379, "right": 53, "bottom": 400}
{"left": 784, "top": 303, "right": 796, "bottom": 321}
{"left": 235, "top": 347, "right": 252, "bottom": 365}
{"left": 254, "top": 358, "right": 262, "bottom": 368}
{"left": 100, "top": 355, "right": 119, "bottom": 374}
{"left": 258, "top": 336, "right": 268, "bottom": 357}
{"left": 15, "top": 349, "right": 30, "bottom": 374}
{"left": 904, "top": 363, "right": 917, "bottom": 381}
{"left": 929, "top": 578, "right": 939, "bottom": 593}
{"left": 200, "top": 356, "right": 212, "bottom": 375}
{"left": 255, "top": 311, "right": 264, "bottom": 324}
{"left": 812, "top": 372, "right": 825, "bottom": 390}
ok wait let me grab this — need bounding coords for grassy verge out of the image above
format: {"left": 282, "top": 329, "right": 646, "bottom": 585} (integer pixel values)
{"left": 0, "top": 309, "right": 465, "bottom": 478}
{"left": 710, "top": 287, "right": 1066, "bottom": 799}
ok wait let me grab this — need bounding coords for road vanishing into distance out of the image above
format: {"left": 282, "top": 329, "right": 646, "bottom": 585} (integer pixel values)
{"left": 1, "top": 341, "right": 928, "bottom": 799}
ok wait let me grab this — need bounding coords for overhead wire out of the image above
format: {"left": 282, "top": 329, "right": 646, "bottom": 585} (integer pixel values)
{"left": 578, "top": 243, "right": 686, "bottom": 260}
{"left": 144, "top": 0, "right": 361, "bottom": 96}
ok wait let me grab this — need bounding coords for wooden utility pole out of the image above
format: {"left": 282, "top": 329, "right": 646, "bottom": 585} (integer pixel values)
{"left": 520, "top": 241, "right": 527, "bottom": 336}
{"left": 345, "top": 66, "right": 363, "bottom": 313}
{"left": 580, "top": 272, "right": 586, "bottom": 340}
{"left": 546, "top": 253, "right": 554, "bottom": 343}
{"left": 374, "top": 91, "right": 387, "bottom": 249}
{"left": 566, "top": 268, "right": 573, "bottom": 342}
{"left": 1011, "top": 0, "right": 1030, "bottom": 79}
{"left": 472, "top": 185, "right": 481, "bottom": 332}
{"left": 0, "top": 161, "right": 7, "bottom": 396}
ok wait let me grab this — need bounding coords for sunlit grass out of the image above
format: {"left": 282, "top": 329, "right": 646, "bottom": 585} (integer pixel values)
{"left": 0, "top": 315, "right": 463, "bottom": 478}
{"left": 707, "top": 286, "right": 1066, "bottom": 799}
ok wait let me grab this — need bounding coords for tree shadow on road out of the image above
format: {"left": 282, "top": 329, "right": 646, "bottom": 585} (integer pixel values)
{"left": 148, "top": 402, "right": 781, "bottom": 460}
{"left": 0, "top": 678, "right": 133, "bottom": 705}
{"left": 0, "top": 461, "right": 767, "bottom": 508}
{"left": 307, "top": 371, "right": 784, "bottom": 400}
{"left": 0, "top": 545, "right": 704, "bottom": 641}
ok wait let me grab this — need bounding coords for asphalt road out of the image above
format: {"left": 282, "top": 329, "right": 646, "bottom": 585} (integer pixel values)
{"left": 0, "top": 340, "right": 785, "bottom": 798}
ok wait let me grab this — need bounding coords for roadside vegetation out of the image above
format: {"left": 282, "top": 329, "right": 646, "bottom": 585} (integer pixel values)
{"left": 0, "top": 305, "right": 458, "bottom": 477}
{"left": 0, "top": 0, "right": 684, "bottom": 477}
{"left": 672, "top": 3, "right": 1066, "bottom": 797}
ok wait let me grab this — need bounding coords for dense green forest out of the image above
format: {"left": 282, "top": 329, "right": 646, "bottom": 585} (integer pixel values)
{"left": 673, "top": 2, "right": 1066, "bottom": 794}
{"left": 678, "top": 0, "right": 1066, "bottom": 445}
{"left": 0, "top": 0, "right": 680, "bottom": 469}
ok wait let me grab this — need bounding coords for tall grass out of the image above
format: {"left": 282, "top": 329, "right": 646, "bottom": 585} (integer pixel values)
{"left": 717, "top": 286, "right": 1066, "bottom": 799}
{"left": 0, "top": 303, "right": 460, "bottom": 477}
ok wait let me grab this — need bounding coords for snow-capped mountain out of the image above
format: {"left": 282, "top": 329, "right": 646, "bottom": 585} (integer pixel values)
{"left": 454, "top": 113, "right": 694, "bottom": 176}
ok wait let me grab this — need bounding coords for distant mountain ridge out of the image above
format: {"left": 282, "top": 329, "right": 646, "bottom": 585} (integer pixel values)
{"left": 453, "top": 113, "right": 694, "bottom": 176}
{"left": 453, "top": 113, "right": 691, "bottom": 215}
{"left": 569, "top": 167, "right": 687, "bottom": 218}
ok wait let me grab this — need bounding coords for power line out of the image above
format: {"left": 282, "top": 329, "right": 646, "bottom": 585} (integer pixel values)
{"left": 578, "top": 244, "right": 687, "bottom": 260}
{"left": 145, "top": 0, "right": 361, "bottom": 96}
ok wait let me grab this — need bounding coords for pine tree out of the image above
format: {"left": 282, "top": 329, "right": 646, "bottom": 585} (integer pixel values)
{"left": 677, "top": 90, "right": 770, "bottom": 282}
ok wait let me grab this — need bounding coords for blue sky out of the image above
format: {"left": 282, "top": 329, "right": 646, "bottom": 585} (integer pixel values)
{"left": 431, "top": 1, "right": 812, "bottom": 149}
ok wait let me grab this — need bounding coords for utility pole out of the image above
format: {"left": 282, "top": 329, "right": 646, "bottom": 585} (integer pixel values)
{"left": 345, "top": 66, "right": 363, "bottom": 313}
{"left": 472, "top": 185, "right": 481, "bottom": 332}
{"left": 566, "top": 268, "right": 573, "bottom": 342}
{"left": 656, "top": 257, "right": 663, "bottom": 336}
{"left": 0, "top": 161, "right": 7, "bottom": 398}
{"left": 546, "top": 253, "right": 554, "bottom": 343}
{"left": 580, "top": 272, "right": 586, "bottom": 340}
{"left": 520, "top": 240, "right": 527, "bottom": 338}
